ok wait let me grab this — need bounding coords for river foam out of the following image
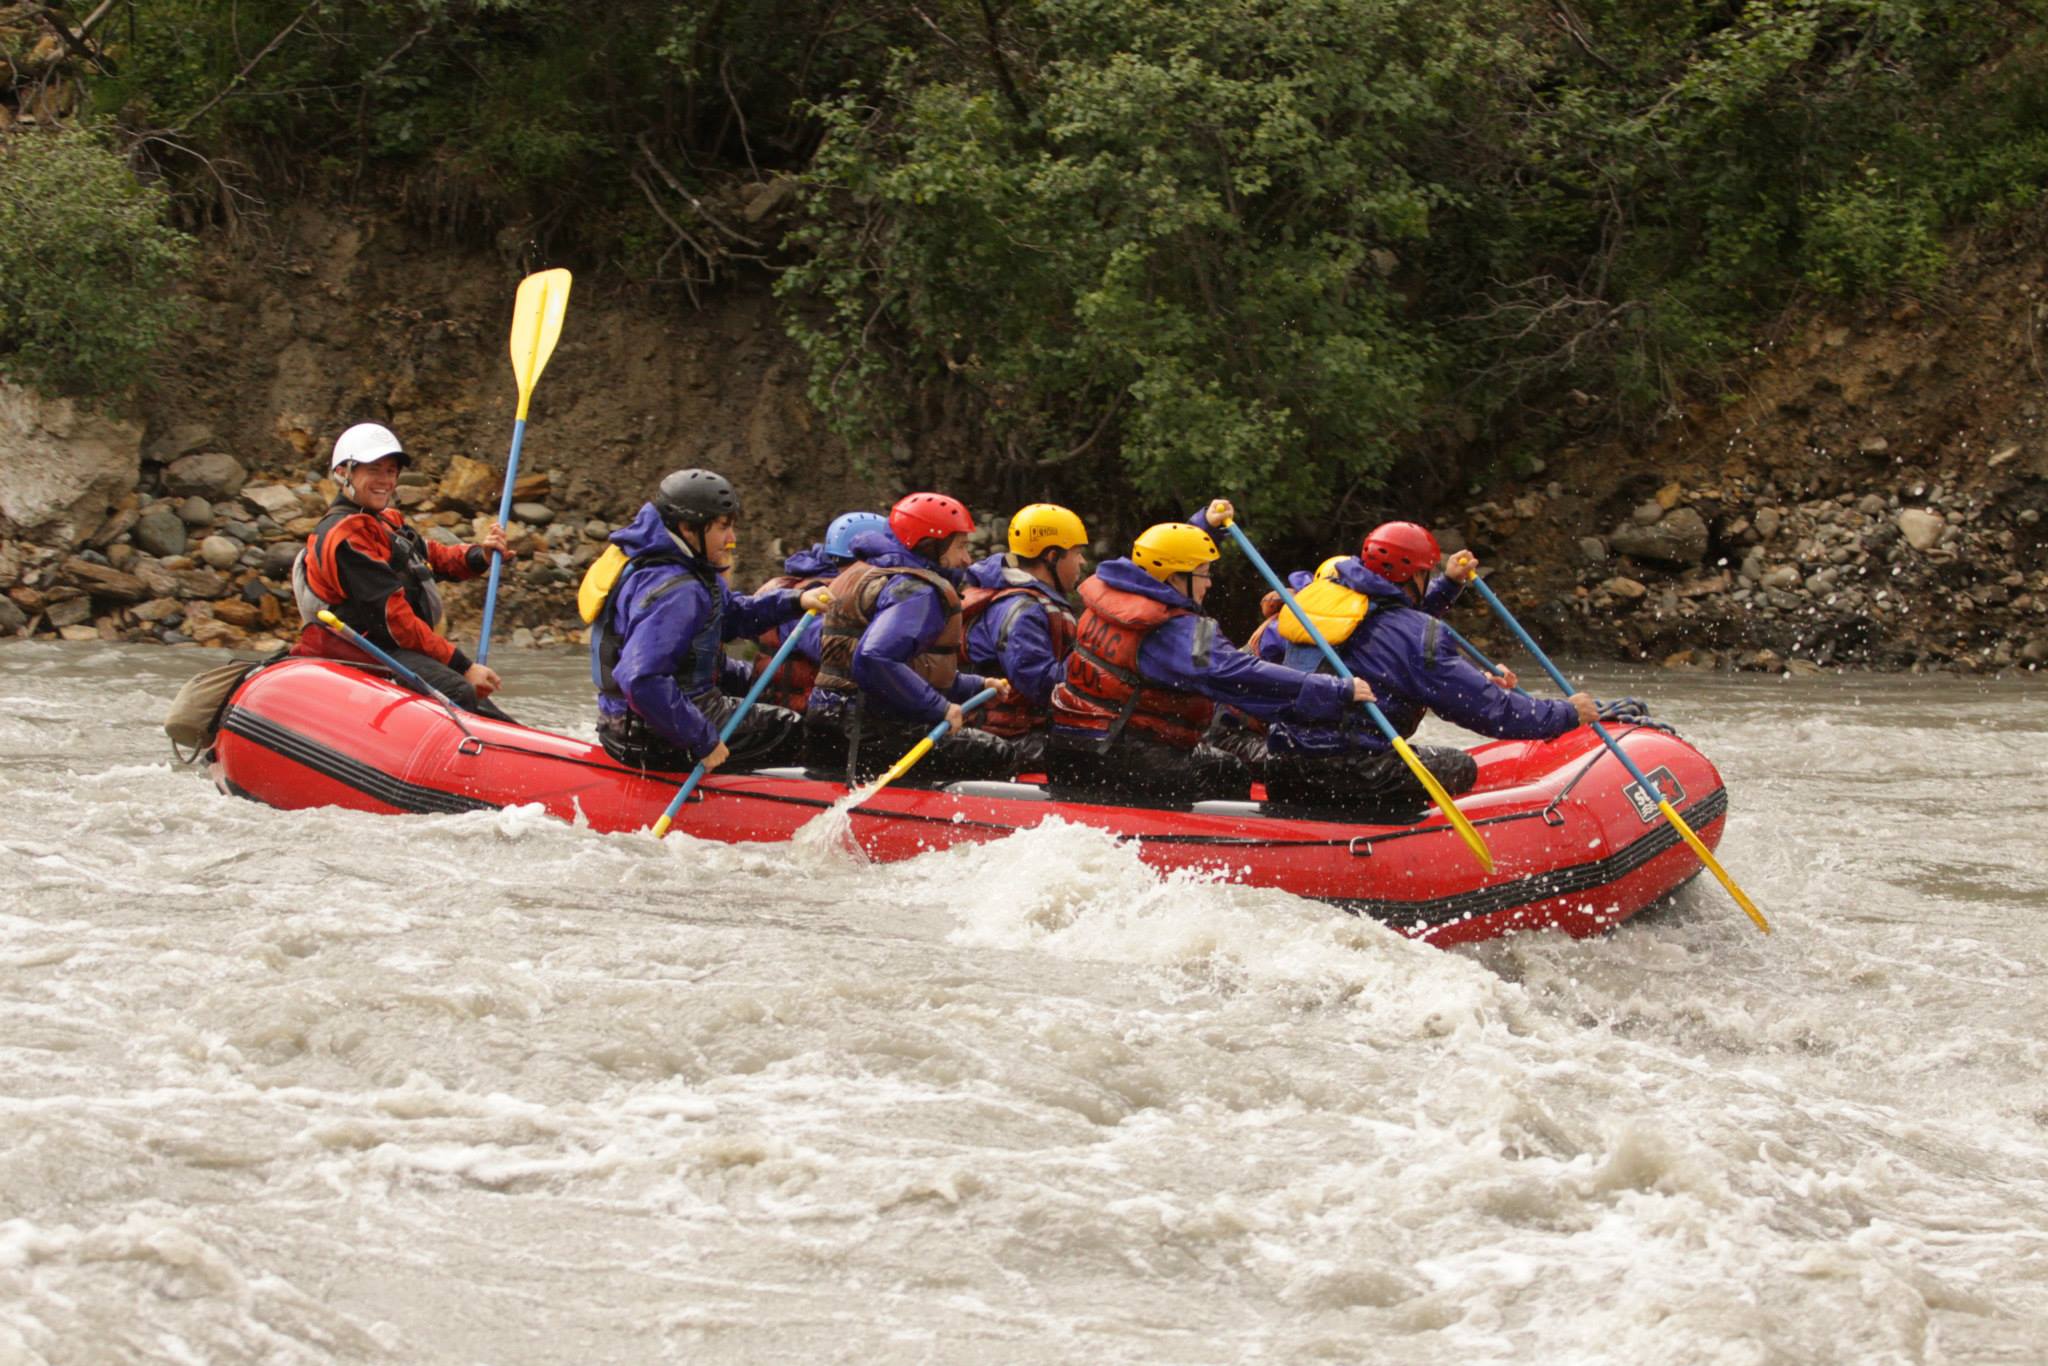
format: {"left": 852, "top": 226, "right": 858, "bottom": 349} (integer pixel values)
{"left": 2, "top": 644, "right": 2044, "bottom": 1363}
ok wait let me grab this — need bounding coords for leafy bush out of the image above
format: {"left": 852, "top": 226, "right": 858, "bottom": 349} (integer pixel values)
{"left": 0, "top": 128, "right": 192, "bottom": 396}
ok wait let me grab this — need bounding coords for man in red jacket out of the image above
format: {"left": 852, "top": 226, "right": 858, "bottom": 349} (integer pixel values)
{"left": 292, "top": 422, "right": 513, "bottom": 716}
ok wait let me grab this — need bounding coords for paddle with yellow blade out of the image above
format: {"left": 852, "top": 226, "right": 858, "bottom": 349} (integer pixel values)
{"left": 651, "top": 607, "right": 824, "bottom": 839}
{"left": 855, "top": 685, "right": 1002, "bottom": 802}
{"left": 1467, "top": 576, "right": 1770, "bottom": 934}
{"left": 1219, "top": 520, "right": 1496, "bottom": 875}
{"left": 476, "top": 267, "right": 572, "bottom": 664}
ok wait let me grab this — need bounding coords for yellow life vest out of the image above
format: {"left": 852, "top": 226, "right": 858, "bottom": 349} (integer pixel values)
{"left": 577, "top": 543, "right": 630, "bottom": 624}
{"left": 1277, "top": 576, "right": 1371, "bottom": 646}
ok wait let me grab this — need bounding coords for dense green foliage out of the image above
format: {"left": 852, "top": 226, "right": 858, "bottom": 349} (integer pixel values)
{"left": 0, "top": 128, "right": 191, "bottom": 395}
{"left": 21, "top": 0, "right": 2048, "bottom": 518}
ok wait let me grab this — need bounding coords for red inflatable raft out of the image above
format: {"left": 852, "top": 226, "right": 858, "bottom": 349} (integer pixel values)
{"left": 209, "top": 659, "right": 1730, "bottom": 946}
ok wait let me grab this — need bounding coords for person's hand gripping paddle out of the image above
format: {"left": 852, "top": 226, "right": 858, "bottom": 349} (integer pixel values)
{"left": 1219, "top": 518, "right": 1495, "bottom": 875}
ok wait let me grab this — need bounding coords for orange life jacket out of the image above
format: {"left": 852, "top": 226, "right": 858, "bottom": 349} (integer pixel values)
{"left": 1050, "top": 576, "right": 1215, "bottom": 750}
{"left": 960, "top": 583, "right": 1077, "bottom": 738}
{"left": 749, "top": 572, "right": 830, "bottom": 712}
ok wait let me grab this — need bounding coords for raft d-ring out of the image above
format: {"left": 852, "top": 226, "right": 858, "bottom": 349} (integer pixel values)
{"left": 1540, "top": 804, "right": 1567, "bottom": 827}
{"left": 456, "top": 735, "right": 486, "bottom": 757}
{"left": 1347, "top": 835, "right": 1374, "bottom": 858}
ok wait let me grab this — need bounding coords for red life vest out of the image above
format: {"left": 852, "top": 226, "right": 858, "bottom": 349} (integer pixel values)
{"left": 749, "top": 572, "right": 829, "bottom": 713}
{"left": 960, "top": 582, "right": 1077, "bottom": 738}
{"left": 1051, "top": 576, "right": 1215, "bottom": 750}
{"left": 293, "top": 499, "right": 467, "bottom": 665}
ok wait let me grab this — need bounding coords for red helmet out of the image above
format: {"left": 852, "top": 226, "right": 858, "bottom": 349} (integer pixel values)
{"left": 889, "top": 492, "right": 974, "bottom": 547}
{"left": 1360, "top": 521, "right": 1441, "bottom": 583}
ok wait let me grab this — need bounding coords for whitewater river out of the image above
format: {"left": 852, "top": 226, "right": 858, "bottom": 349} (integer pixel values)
{"left": 2, "top": 642, "right": 2044, "bottom": 1365}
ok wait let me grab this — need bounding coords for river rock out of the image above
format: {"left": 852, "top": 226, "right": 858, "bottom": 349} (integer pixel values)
{"left": 144, "top": 422, "right": 216, "bottom": 465}
{"left": 63, "top": 557, "right": 148, "bottom": 603}
{"left": 438, "top": 456, "right": 499, "bottom": 512}
{"left": 89, "top": 504, "right": 139, "bottom": 549}
{"left": 187, "top": 618, "right": 250, "bottom": 649}
{"left": 210, "top": 598, "right": 264, "bottom": 628}
{"left": 1754, "top": 507, "right": 1783, "bottom": 540}
{"left": 1601, "top": 576, "right": 1648, "bottom": 599}
{"left": 45, "top": 595, "right": 91, "bottom": 628}
{"left": 512, "top": 501, "right": 553, "bottom": 525}
{"left": 132, "top": 507, "right": 189, "bottom": 558}
{"left": 172, "top": 567, "right": 228, "bottom": 599}
{"left": 131, "top": 597, "right": 182, "bottom": 624}
{"left": 198, "top": 536, "right": 242, "bottom": 570}
{"left": 261, "top": 543, "right": 301, "bottom": 578}
{"left": 240, "top": 483, "right": 303, "bottom": 520}
{"left": 1761, "top": 566, "right": 1801, "bottom": 591}
{"left": 0, "top": 598, "right": 25, "bottom": 633}
{"left": 1576, "top": 536, "right": 1608, "bottom": 565}
{"left": 1611, "top": 506, "right": 1710, "bottom": 567}
{"left": 1630, "top": 500, "right": 1664, "bottom": 526}
{"left": 0, "top": 379, "right": 144, "bottom": 547}
{"left": 1856, "top": 494, "right": 1888, "bottom": 516}
{"left": 162, "top": 452, "right": 249, "bottom": 500}
{"left": 1896, "top": 508, "right": 1945, "bottom": 552}
{"left": 174, "top": 496, "right": 214, "bottom": 526}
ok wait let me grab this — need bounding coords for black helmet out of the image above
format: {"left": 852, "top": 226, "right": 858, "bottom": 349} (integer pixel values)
{"left": 654, "top": 468, "right": 740, "bottom": 528}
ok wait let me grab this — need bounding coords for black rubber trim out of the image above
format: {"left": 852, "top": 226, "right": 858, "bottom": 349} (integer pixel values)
{"left": 1329, "top": 787, "right": 1729, "bottom": 928}
{"left": 221, "top": 706, "right": 500, "bottom": 816}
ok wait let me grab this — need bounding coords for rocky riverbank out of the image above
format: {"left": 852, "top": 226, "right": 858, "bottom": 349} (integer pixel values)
{"left": 0, "top": 393, "right": 620, "bottom": 653}
{"left": 3, "top": 204, "right": 2046, "bottom": 675}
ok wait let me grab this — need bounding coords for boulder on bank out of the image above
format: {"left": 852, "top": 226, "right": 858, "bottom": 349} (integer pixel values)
{"left": 1610, "top": 505, "right": 1710, "bottom": 567}
{"left": 0, "top": 380, "right": 143, "bottom": 547}
{"left": 161, "top": 452, "right": 249, "bottom": 500}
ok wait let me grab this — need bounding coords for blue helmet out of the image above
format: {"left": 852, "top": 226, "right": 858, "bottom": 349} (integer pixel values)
{"left": 824, "top": 510, "right": 889, "bottom": 561}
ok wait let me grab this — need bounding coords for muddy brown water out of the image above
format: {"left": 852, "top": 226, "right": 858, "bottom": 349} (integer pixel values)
{"left": 3, "top": 642, "right": 2045, "bottom": 1364}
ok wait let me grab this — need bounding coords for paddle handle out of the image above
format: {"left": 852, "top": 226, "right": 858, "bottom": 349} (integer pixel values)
{"left": 474, "top": 417, "right": 528, "bottom": 665}
{"left": 651, "top": 609, "right": 820, "bottom": 838}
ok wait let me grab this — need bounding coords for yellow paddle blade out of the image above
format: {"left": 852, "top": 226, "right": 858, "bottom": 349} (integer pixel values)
{"left": 651, "top": 812, "right": 673, "bottom": 840}
{"left": 1659, "top": 798, "right": 1770, "bottom": 934}
{"left": 1392, "top": 736, "right": 1494, "bottom": 874}
{"left": 876, "top": 738, "right": 935, "bottom": 791}
{"left": 508, "top": 268, "right": 572, "bottom": 418}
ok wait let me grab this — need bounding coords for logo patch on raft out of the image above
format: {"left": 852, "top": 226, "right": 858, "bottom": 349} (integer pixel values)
{"left": 1621, "top": 766, "right": 1686, "bottom": 823}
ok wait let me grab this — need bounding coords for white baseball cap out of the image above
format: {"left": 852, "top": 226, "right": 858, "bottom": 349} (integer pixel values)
{"left": 330, "top": 422, "right": 406, "bottom": 471}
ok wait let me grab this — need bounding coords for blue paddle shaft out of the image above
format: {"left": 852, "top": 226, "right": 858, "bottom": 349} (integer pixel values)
{"left": 654, "top": 609, "right": 820, "bottom": 829}
{"left": 1220, "top": 524, "right": 1400, "bottom": 744}
{"left": 318, "top": 614, "right": 453, "bottom": 707}
{"left": 1436, "top": 619, "right": 1525, "bottom": 692}
{"left": 1467, "top": 577, "right": 1662, "bottom": 797}
{"left": 475, "top": 417, "right": 528, "bottom": 665}
{"left": 930, "top": 687, "right": 1000, "bottom": 743}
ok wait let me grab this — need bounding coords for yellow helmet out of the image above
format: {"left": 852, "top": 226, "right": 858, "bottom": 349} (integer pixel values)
{"left": 1316, "top": 555, "right": 1347, "bottom": 581}
{"left": 1130, "top": 522, "right": 1220, "bottom": 581}
{"left": 1008, "top": 503, "right": 1088, "bottom": 558}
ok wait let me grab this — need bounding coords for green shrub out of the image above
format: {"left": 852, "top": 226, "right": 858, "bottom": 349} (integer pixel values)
{"left": 1802, "top": 171, "right": 1946, "bottom": 297}
{"left": 0, "top": 128, "right": 192, "bottom": 396}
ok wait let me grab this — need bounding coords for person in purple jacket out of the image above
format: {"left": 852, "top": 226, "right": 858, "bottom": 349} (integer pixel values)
{"left": 803, "top": 492, "right": 1018, "bottom": 784}
{"left": 589, "top": 469, "right": 830, "bottom": 774}
{"left": 958, "top": 503, "right": 1090, "bottom": 771}
{"left": 1048, "top": 499, "right": 1376, "bottom": 804}
{"left": 1264, "top": 521, "right": 1596, "bottom": 815}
